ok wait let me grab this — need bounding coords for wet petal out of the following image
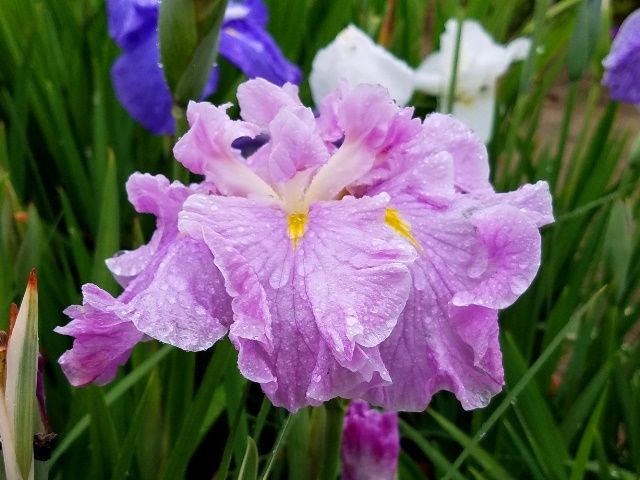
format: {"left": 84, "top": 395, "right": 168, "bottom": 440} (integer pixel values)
{"left": 174, "top": 102, "right": 277, "bottom": 199}
{"left": 264, "top": 106, "right": 329, "bottom": 183}
{"left": 56, "top": 285, "right": 145, "bottom": 386}
{"left": 305, "top": 85, "right": 406, "bottom": 204}
{"left": 365, "top": 301, "right": 503, "bottom": 411}
{"left": 362, "top": 184, "right": 549, "bottom": 409}
{"left": 106, "top": 173, "right": 191, "bottom": 286}
{"left": 179, "top": 194, "right": 415, "bottom": 410}
{"left": 451, "top": 204, "right": 543, "bottom": 309}
{"left": 124, "top": 237, "right": 232, "bottom": 351}
{"left": 237, "top": 78, "right": 302, "bottom": 127}
{"left": 420, "top": 113, "right": 492, "bottom": 193}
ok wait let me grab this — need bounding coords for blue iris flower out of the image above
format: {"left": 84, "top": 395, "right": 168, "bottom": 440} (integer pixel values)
{"left": 107, "top": 0, "right": 302, "bottom": 134}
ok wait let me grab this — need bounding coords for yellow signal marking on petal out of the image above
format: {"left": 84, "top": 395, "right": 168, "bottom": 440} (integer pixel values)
{"left": 287, "top": 213, "right": 308, "bottom": 249}
{"left": 385, "top": 208, "right": 422, "bottom": 251}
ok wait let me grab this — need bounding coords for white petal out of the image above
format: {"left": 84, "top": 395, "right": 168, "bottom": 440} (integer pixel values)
{"left": 450, "top": 85, "right": 496, "bottom": 143}
{"left": 309, "top": 24, "right": 415, "bottom": 106}
{"left": 506, "top": 37, "right": 532, "bottom": 61}
{"left": 414, "top": 52, "right": 444, "bottom": 94}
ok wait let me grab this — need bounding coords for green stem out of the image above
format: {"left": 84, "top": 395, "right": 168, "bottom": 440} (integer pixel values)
{"left": 317, "top": 400, "right": 345, "bottom": 480}
{"left": 445, "top": 10, "right": 465, "bottom": 114}
{"left": 260, "top": 414, "right": 292, "bottom": 480}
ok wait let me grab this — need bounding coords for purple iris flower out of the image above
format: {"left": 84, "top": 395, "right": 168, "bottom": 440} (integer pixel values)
{"left": 107, "top": 0, "right": 301, "bottom": 134}
{"left": 57, "top": 79, "right": 552, "bottom": 411}
{"left": 603, "top": 9, "right": 640, "bottom": 105}
{"left": 341, "top": 400, "right": 400, "bottom": 480}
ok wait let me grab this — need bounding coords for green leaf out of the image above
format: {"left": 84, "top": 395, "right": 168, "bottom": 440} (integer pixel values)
{"left": 566, "top": 0, "right": 601, "bottom": 81}
{"left": 4, "top": 271, "right": 38, "bottom": 479}
{"left": 111, "top": 372, "right": 158, "bottom": 480}
{"left": 237, "top": 437, "right": 259, "bottom": 480}
{"left": 569, "top": 388, "right": 608, "bottom": 480}
{"left": 50, "top": 345, "right": 173, "bottom": 466}
{"left": 428, "top": 409, "right": 514, "bottom": 480}
{"left": 158, "top": 0, "right": 228, "bottom": 105}
{"left": 90, "top": 151, "right": 119, "bottom": 292}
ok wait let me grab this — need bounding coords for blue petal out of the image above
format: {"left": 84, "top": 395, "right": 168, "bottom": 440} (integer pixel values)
{"left": 603, "top": 10, "right": 640, "bottom": 104}
{"left": 219, "top": 0, "right": 301, "bottom": 86}
{"left": 111, "top": 32, "right": 175, "bottom": 135}
{"left": 107, "top": 0, "right": 158, "bottom": 50}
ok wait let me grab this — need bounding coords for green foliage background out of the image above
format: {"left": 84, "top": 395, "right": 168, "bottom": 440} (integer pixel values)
{"left": 0, "top": 0, "right": 638, "bottom": 478}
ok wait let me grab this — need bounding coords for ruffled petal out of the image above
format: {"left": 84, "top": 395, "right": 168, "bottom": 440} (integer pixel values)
{"left": 111, "top": 32, "right": 175, "bottom": 135}
{"left": 363, "top": 176, "right": 551, "bottom": 410}
{"left": 263, "top": 106, "right": 329, "bottom": 183}
{"left": 122, "top": 237, "right": 231, "bottom": 351}
{"left": 237, "top": 78, "right": 302, "bottom": 127}
{"left": 56, "top": 284, "right": 145, "bottom": 386}
{"left": 106, "top": 173, "right": 191, "bottom": 287}
{"left": 173, "top": 102, "right": 277, "bottom": 199}
{"left": 364, "top": 301, "right": 503, "bottom": 411}
{"left": 420, "top": 113, "right": 492, "bottom": 193}
{"left": 451, "top": 203, "right": 543, "bottom": 309}
{"left": 179, "top": 194, "right": 415, "bottom": 410}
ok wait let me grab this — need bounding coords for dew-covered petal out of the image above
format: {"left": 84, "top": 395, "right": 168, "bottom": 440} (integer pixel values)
{"left": 309, "top": 24, "right": 415, "bottom": 106}
{"left": 174, "top": 102, "right": 277, "bottom": 199}
{"left": 237, "top": 78, "right": 302, "bottom": 127}
{"left": 341, "top": 400, "right": 400, "bottom": 480}
{"left": 179, "top": 194, "right": 415, "bottom": 410}
{"left": 305, "top": 85, "right": 406, "bottom": 204}
{"left": 56, "top": 284, "right": 145, "bottom": 386}
{"left": 363, "top": 152, "right": 456, "bottom": 206}
{"left": 364, "top": 301, "right": 503, "bottom": 411}
{"left": 106, "top": 173, "right": 191, "bottom": 287}
{"left": 124, "top": 237, "right": 232, "bottom": 351}
{"left": 603, "top": 10, "right": 640, "bottom": 104}
{"left": 420, "top": 113, "right": 492, "bottom": 193}
{"left": 451, "top": 204, "right": 543, "bottom": 309}
{"left": 111, "top": 32, "right": 175, "bottom": 135}
{"left": 470, "top": 181, "right": 554, "bottom": 228}
{"left": 265, "top": 106, "right": 329, "bottom": 183}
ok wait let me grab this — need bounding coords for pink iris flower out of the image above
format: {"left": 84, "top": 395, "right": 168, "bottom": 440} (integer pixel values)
{"left": 57, "top": 79, "right": 553, "bottom": 412}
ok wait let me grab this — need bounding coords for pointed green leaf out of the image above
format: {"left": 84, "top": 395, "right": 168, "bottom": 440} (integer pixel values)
{"left": 158, "top": 0, "right": 228, "bottom": 105}
{"left": 237, "top": 437, "right": 258, "bottom": 480}
{"left": 5, "top": 271, "right": 38, "bottom": 479}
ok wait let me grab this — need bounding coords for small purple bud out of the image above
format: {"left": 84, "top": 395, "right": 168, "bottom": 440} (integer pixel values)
{"left": 341, "top": 400, "right": 400, "bottom": 480}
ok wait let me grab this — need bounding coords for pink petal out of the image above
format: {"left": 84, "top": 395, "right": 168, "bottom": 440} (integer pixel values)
{"left": 106, "top": 173, "right": 191, "bottom": 286}
{"left": 179, "top": 194, "right": 415, "bottom": 410}
{"left": 237, "top": 78, "right": 302, "bottom": 127}
{"left": 124, "top": 237, "right": 232, "bottom": 351}
{"left": 56, "top": 284, "right": 145, "bottom": 386}
{"left": 421, "top": 113, "right": 492, "bottom": 193}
